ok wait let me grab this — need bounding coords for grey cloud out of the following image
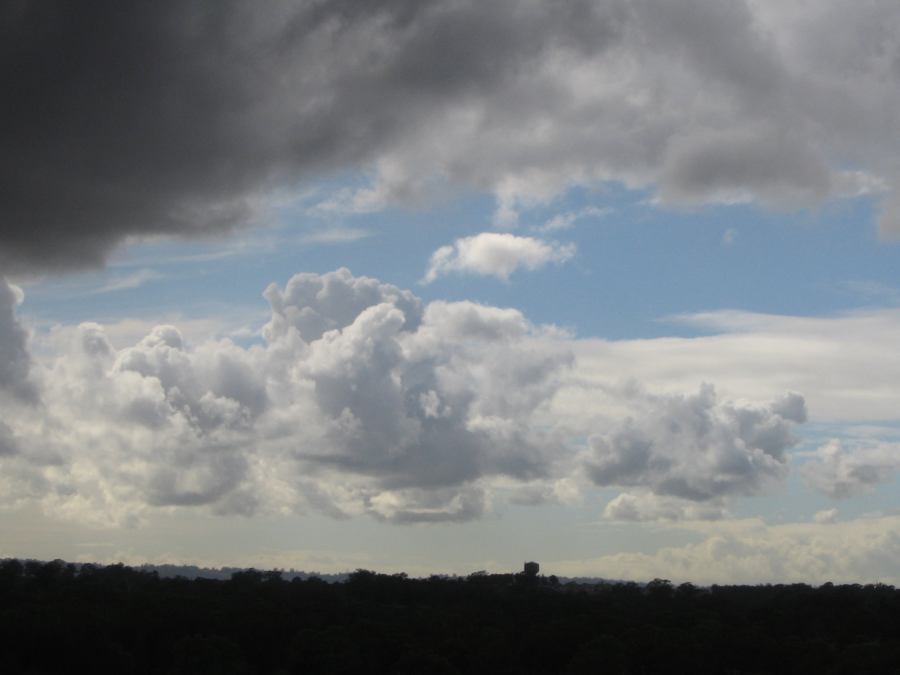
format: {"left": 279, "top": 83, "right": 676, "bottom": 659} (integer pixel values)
{"left": 10, "top": 0, "right": 900, "bottom": 273}
{"left": 587, "top": 385, "right": 804, "bottom": 502}
{"left": 803, "top": 440, "right": 900, "bottom": 499}
{"left": 263, "top": 267, "right": 422, "bottom": 344}
{"left": 297, "top": 293, "right": 570, "bottom": 493}
{"left": 659, "top": 130, "right": 832, "bottom": 207}
{"left": 771, "top": 392, "right": 807, "bottom": 424}
{"left": 0, "top": 0, "right": 621, "bottom": 273}
{"left": 115, "top": 325, "right": 268, "bottom": 429}
{"left": 144, "top": 446, "right": 249, "bottom": 510}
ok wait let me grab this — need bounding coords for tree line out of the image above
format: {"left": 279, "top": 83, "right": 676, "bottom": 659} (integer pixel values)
{"left": 1, "top": 558, "right": 899, "bottom": 674}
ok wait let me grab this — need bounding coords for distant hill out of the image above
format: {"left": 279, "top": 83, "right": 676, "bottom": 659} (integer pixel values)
{"left": 134, "top": 563, "right": 350, "bottom": 583}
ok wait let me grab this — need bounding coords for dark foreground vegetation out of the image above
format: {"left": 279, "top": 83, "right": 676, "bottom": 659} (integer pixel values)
{"left": 2, "top": 559, "right": 900, "bottom": 674}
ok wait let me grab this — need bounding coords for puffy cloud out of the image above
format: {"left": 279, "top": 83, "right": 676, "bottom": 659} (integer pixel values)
{"left": 22, "top": 321, "right": 270, "bottom": 524}
{"left": 294, "top": 295, "right": 572, "bottom": 496}
{"left": 263, "top": 267, "right": 422, "bottom": 344}
{"left": 1, "top": 269, "right": 574, "bottom": 525}
{"left": 8, "top": 0, "right": 900, "bottom": 273}
{"left": 0, "top": 278, "right": 36, "bottom": 401}
{"left": 802, "top": 440, "right": 900, "bottom": 499}
{"left": 587, "top": 386, "right": 805, "bottom": 502}
{"left": 423, "top": 233, "right": 575, "bottom": 283}
{"left": 534, "top": 207, "right": 610, "bottom": 234}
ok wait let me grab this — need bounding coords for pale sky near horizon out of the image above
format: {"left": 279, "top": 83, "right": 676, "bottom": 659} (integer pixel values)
{"left": 4, "top": 0, "right": 900, "bottom": 584}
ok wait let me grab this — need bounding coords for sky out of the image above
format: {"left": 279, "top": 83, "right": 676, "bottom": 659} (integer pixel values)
{"left": 4, "top": 0, "right": 900, "bottom": 584}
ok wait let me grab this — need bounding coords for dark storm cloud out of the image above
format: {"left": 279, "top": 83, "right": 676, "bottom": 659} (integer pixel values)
{"left": 6, "top": 0, "right": 900, "bottom": 272}
{"left": 0, "top": 0, "right": 622, "bottom": 273}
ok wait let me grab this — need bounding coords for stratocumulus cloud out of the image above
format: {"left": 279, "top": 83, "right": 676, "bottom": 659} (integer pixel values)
{"left": 6, "top": 0, "right": 900, "bottom": 272}
{"left": 0, "top": 269, "right": 810, "bottom": 527}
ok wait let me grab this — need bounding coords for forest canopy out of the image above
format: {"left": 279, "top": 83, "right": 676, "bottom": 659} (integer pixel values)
{"left": 1, "top": 558, "right": 899, "bottom": 674}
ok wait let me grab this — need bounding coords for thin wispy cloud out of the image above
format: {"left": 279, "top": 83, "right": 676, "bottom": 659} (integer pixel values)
{"left": 836, "top": 280, "right": 900, "bottom": 306}
{"left": 533, "top": 207, "right": 611, "bottom": 234}
{"left": 722, "top": 228, "right": 738, "bottom": 246}
{"left": 91, "top": 269, "right": 163, "bottom": 295}
{"left": 110, "top": 228, "right": 371, "bottom": 271}
{"left": 295, "top": 227, "right": 372, "bottom": 246}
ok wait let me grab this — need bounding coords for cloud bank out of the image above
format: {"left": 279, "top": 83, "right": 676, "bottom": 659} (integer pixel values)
{"left": 5, "top": 269, "right": 574, "bottom": 525}
{"left": 1, "top": 269, "right": 810, "bottom": 527}
{"left": 553, "top": 515, "right": 900, "bottom": 586}
{"left": 5, "top": 0, "right": 900, "bottom": 273}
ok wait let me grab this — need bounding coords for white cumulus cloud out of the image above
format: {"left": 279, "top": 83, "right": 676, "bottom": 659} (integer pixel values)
{"left": 1, "top": 269, "right": 577, "bottom": 526}
{"left": 423, "top": 232, "right": 575, "bottom": 283}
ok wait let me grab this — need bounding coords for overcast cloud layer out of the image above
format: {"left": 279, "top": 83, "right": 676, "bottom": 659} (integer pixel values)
{"left": 4, "top": 0, "right": 900, "bottom": 273}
